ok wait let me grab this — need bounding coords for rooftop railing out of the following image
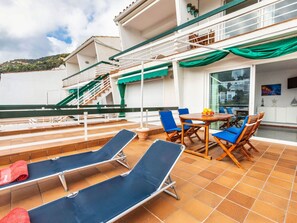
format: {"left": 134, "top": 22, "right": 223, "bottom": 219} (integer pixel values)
{"left": 0, "top": 105, "right": 178, "bottom": 133}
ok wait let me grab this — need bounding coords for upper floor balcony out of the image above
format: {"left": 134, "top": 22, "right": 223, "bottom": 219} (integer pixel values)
{"left": 111, "top": 0, "right": 297, "bottom": 69}
{"left": 63, "top": 36, "right": 120, "bottom": 88}
{"left": 62, "top": 61, "right": 118, "bottom": 88}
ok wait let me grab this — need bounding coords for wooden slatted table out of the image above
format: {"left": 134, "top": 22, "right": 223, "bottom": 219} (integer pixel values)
{"left": 180, "top": 113, "right": 233, "bottom": 160}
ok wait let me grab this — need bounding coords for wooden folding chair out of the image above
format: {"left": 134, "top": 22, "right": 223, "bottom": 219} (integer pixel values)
{"left": 226, "top": 112, "right": 265, "bottom": 153}
{"left": 212, "top": 115, "right": 258, "bottom": 168}
{"left": 246, "top": 112, "right": 265, "bottom": 152}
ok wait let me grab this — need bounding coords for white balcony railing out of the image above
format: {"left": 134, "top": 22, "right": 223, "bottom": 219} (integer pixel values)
{"left": 69, "top": 76, "right": 111, "bottom": 106}
{"left": 63, "top": 62, "right": 118, "bottom": 88}
{"left": 114, "top": 0, "right": 297, "bottom": 69}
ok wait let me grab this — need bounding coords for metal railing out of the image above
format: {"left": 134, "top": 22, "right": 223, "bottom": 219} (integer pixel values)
{"left": 0, "top": 108, "right": 183, "bottom": 157}
{"left": 69, "top": 76, "right": 111, "bottom": 106}
{"left": 114, "top": 0, "right": 297, "bottom": 68}
{"left": 63, "top": 61, "right": 118, "bottom": 87}
{"left": 0, "top": 106, "right": 178, "bottom": 133}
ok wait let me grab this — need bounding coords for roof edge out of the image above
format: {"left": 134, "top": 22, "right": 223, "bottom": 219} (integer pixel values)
{"left": 114, "top": 0, "right": 146, "bottom": 22}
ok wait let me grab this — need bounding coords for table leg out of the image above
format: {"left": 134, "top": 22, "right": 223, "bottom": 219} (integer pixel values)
{"left": 205, "top": 125, "right": 209, "bottom": 157}
{"left": 181, "top": 122, "right": 185, "bottom": 145}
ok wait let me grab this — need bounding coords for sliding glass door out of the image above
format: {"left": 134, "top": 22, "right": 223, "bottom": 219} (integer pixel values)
{"left": 209, "top": 67, "right": 250, "bottom": 114}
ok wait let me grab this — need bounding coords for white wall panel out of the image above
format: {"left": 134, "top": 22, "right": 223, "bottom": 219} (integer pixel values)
{"left": 0, "top": 70, "right": 67, "bottom": 104}
{"left": 125, "top": 79, "right": 164, "bottom": 107}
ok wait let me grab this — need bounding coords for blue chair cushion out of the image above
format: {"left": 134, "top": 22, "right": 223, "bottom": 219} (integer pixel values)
{"left": 219, "top": 107, "right": 225, "bottom": 113}
{"left": 178, "top": 108, "right": 205, "bottom": 127}
{"left": 159, "top": 111, "right": 178, "bottom": 132}
{"left": 226, "top": 107, "right": 233, "bottom": 114}
{"left": 178, "top": 108, "right": 193, "bottom": 125}
{"left": 212, "top": 131, "right": 239, "bottom": 144}
{"left": 167, "top": 125, "right": 191, "bottom": 132}
{"left": 225, "top": 126, "right": 241, "bottom": 134}
{"left": 226, "top": 116, "right": 248, "bottom": 135}
{"left": 178, "top": 108, "right": 189, "bottom": 115}
{"left": 167, "top": 127, "right": 182, "bottom": 132}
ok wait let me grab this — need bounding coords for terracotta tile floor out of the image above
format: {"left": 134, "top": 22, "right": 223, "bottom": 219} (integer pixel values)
{"left": 0, "top": 133, "right": 297, "bottom": 222}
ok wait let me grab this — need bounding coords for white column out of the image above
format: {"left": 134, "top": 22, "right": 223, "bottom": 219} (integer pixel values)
{"left": 172, "top": 60, "right": 184, "bottom": 107}
{"left": 84, "top": 112, "right": 88, "bottom": 141}
{"left": 140, "top": 61, "right": 144, "bottom": 128}
{"left": 250, "top": 64, "right": 256, "bottom": 114}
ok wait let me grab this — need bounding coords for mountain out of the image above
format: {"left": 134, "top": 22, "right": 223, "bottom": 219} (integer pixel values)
{"left": 0, "top": 53, "right": 69, "bottom": 73}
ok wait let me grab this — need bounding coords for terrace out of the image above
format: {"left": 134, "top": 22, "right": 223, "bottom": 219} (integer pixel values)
{"left": 1, "top": 72, "right": 297, "bottom": 222}
{"left": 1, "top": 0, "right": 297, "bottom": 221}
{"left": 0, "top": 131, "right": 296, "bottom": 222}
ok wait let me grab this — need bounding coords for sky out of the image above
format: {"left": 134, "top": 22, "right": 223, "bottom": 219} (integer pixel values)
{"left": 0, "top": 0, "right": 134, "bottom": 63}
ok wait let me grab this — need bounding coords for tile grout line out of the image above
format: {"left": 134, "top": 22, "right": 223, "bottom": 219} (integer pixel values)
{"left": 142, "top": 205, "right": 165, "bottom": 223}
{"left": 201, "top": 143, "right": 272, "bottom": 223}
{"left": 190, "top": 158, "right": 246, "bottom": 222}
{"left": 169, "top": 154, "right": 239, "bottom": 223}
{"left": 235, "top": 152, "right": 295, "bottom": 200}
{"left": 283, "top": 164, "right": 297, "bottom": 222}
{"left": 242, "top": 145, "right": 287, "bottom": 223}
{"left": 165, "top": 159, "right": 234, "bottom": 222}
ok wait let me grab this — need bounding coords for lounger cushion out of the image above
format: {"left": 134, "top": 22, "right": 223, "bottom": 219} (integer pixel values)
{"left": 0, "top": 147, "right": 121, "bottom": 191}
{"left": 29, "top": 175, "right": 155, "bottom": 223}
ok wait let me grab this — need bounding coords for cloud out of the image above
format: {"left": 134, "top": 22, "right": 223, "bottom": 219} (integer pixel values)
{"left": 0, "top": 0, "right": 134, "bottom": 63}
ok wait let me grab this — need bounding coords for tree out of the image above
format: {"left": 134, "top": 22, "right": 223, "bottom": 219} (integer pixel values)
{"left": 233, "top": 90, "right": 244, "bottom": 103}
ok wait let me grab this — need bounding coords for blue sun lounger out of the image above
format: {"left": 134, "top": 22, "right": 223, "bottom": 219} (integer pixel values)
{"left": 28, "top": 140, "right": 185, "bottom": 223}
{"left": 0, "top": 129, "right": 136, "bottom": 192}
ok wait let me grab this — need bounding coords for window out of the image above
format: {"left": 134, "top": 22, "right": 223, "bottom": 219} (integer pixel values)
{"left": 273, "top": 0, "right": 297, "bottom": 23}
{"left": 224, "top": 0, "right": 259, "bottom": 38}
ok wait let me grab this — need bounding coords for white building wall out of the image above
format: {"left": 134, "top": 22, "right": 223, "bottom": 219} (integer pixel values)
{"left": 95, "top": 37, "right": 121, "bottom": 61}
{"left": 0, "top": 70, "right": 67, "bottom": 104}
{"left": 119, "top": 24, "right": 147, "bottom": 50}
{"left": 182, "top": 67, "right": 206, "bottom": 112}
{"left": 255, "top": 68, "right": 297, "bottom": 108}
{"left": 163, "top": 72, "right": 177, "bottom": 106}
{"left": 77, "top": 54, "right": 96, "bottom": 70}
{"left": 125, "top": 79, "right": 164, "bottom": 107}
{"left": 65, "top": 62, "right": 79, "bottom": 76}
{"left": 199, "top": 0, "right": 222, "bottom": 15}
{"left": 121, "top": 76, "right": 176, "bottom": 107}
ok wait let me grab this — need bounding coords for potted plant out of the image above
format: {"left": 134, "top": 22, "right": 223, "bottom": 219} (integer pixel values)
{"left": 136, "top": 127, "right": 150, "bottom": 141}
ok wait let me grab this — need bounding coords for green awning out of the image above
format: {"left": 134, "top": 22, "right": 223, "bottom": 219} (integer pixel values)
{"left": 179, "top": 36, "right": 297, "bottom": 68}
{"left": 117, "top": 66, "right": 169, "bottom": 84}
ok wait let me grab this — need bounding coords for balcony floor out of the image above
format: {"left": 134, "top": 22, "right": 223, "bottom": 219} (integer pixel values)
{"left": 0, "top": 133, "right": 296, "bottom": 222}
